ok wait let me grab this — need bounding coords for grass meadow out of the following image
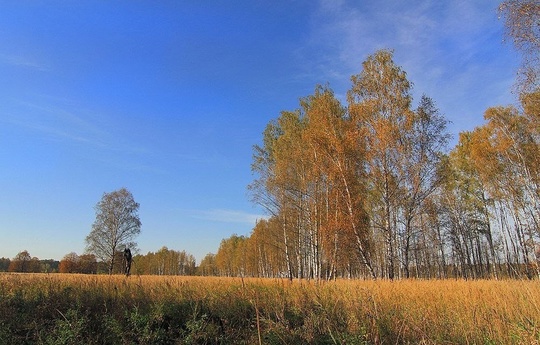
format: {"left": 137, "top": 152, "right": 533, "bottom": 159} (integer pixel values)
{"left": 1, "top": 274, "right": 539, "bottom": 344}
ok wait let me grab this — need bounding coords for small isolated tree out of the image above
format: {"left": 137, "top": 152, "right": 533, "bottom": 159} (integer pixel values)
{"left": 85, "top": 188, "right": 141, "bottom": 275}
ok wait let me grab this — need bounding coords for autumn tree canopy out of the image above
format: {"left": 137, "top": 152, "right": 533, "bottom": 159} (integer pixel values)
{"left": 8, "top": 250, "right": 41, "bottom": 273}
{"left": 59, "top": 252, "right": 97, "bottom": 274}
{"left": 245, "top": 50, "right": 451, "bottom": 280}
{"left": 222, "top": 39, "right": 537, "bottom": 280}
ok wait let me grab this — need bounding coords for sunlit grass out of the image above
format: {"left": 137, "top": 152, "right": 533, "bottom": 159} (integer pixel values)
{"left": 1, "top": 273, "right": 539, "bottom": 344}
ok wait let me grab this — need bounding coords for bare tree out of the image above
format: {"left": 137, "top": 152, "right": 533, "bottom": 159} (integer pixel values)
{"left": 85, "top": 188, "right": 141, "bottom": 275}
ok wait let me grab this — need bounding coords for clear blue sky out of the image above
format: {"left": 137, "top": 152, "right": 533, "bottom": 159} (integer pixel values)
{"left": 0, "top": 1, "right": 519, "bottom": 263}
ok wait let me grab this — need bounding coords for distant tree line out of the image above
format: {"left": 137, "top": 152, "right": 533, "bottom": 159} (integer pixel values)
{"left": 58, "top": 252, "right": 98, "bottom": 274}
{"left": 0, "top": 248, "right": 200, "bottom": 276}
{"left": 0, "top": 251, "right": 59, "bottom": 273}
{"left": 132, "top": 246, "right": 197, "bottom": 276}
{"left": 64, "top": 248, "right": 197, "bottom": 275}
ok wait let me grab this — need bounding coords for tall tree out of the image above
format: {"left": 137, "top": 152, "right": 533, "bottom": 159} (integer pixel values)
{"left": 303, "top": 85, "right": 375, "bottom": 278}
{"left": 468, "top": 104, "right": 539, "bottom": 278}
{"left": 250, "top": 111, "right": 309, "bottom": 279}
{"left": 85, "top": 188, "right": 141, "bottom": 275}
{"left": 443, "top": 132, "right": 497, "bottom": 279}
{"left": 398, "top": 95, "right": 450, "bottom": 277}
{"left": 348, "top": 49, "right": 414, "bottom": 279}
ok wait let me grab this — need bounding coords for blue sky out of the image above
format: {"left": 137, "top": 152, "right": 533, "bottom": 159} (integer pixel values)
{"left": 0, "top": 1, "right": 519, "bottom": 263}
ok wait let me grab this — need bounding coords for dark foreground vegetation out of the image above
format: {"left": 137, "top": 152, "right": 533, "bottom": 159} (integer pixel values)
{"left": 1, "top": 274, "right": 539, "bottom": 344}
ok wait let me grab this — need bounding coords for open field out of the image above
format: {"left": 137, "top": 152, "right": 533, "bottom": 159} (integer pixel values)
{"left": 1, "top": 274, "right": 539, "bottom": 344}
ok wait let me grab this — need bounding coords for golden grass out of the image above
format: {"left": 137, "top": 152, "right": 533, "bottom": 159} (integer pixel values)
{"left": 1, "top": 273, "right": 539, "bottom": 344}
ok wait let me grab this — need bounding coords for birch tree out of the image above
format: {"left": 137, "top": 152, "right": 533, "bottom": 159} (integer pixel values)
{"left": 348, "top": 49, "right": 414, "bottom": 279}
{"left": 85, "top": 188, "right": 141, "bottom": 275}
{"left": 499, "top": 0, "right": 540, "bottom": 93}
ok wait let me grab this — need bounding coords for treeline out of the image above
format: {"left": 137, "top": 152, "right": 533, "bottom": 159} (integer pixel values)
{"left": 132, "top": 246, "right": 197, "bottom": 276}
{"left": 1, "top": 247, "right": 198, "bottom": 275}
{"left": 203, "top": 47, "right": 539, "bottom": 280}
{"left": 0, "top": 251, "right": 59, "bottom": 273}
{"left": 61, "top": 247, "right": 197, "bottom": 275}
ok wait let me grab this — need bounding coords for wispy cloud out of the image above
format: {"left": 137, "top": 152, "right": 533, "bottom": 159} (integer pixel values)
{"left": 190, "top": 209, "right": 267, "bottom": 225}
{"left": 3, "top": 99, "right": 108, "bottom": 147}
{"left": 0, "top": 53, "right": 49, "bottom": 71}
{"left": 298, "top": 0, "right": 516, "bottom": 134}
{"left": 305, "top": 0, "right": 492, "bottom": 80}
{"left": 1, "top": 96, "right": 155, "bottom": 163}
{"left": 4, "top": 116, "right": 94, "bottom": 144}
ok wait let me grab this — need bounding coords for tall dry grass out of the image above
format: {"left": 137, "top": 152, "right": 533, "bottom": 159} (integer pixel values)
{"left": 1, "top": 273, "right": 539, "bottom": 344}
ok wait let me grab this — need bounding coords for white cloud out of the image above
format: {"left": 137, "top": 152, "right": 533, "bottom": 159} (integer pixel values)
{"left": 191, "top": 208, "right": 267, "bottom": 225}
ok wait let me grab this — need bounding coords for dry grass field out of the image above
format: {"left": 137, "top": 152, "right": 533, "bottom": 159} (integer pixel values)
{"left": 1, "top": 273, "right": 539, "bottom": 344}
